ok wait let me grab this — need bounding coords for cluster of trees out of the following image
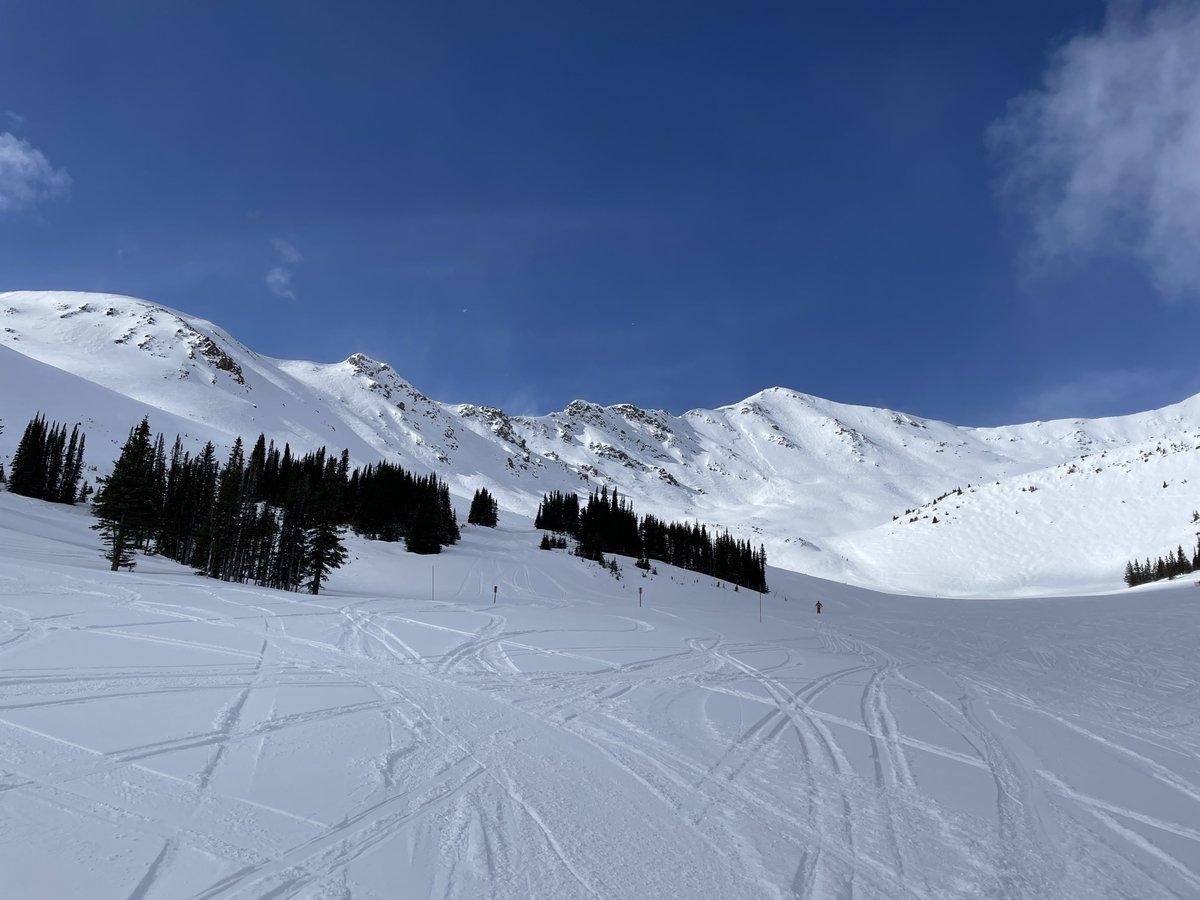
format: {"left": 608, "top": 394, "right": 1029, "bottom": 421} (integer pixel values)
{"left": 348, "top": 460, "right": 459, "bottom": 552}
{"left": 639, "top": 515, "right": 767, "bottom": 592}
{"left": 1124, "top": 540, "right": 1200, "bottom": 587}
{"left": 7, "top": 414, "right": 88, "bottom": 504}
{"left": 534, "top": 491, "right": 580, "bottom": 534}
{"left": 91, "top": 417, "right": 460, "bottom": 593}
{"left": 467, "top": 487, "right": 499, "bottom": 527}
{"left": 536, "top": 486, "right": 769, "bottom": 593}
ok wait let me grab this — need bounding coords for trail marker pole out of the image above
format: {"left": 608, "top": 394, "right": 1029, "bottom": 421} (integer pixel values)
{"left": 493, "top": 585, "right": 497, "bottom": 605}
{"left": 638, "top": 586, "right": 643, "bottom": 608}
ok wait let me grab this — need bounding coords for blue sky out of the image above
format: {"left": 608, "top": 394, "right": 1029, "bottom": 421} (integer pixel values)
{"left": 3, "top": 1, "right": 1199, "bottom": 425}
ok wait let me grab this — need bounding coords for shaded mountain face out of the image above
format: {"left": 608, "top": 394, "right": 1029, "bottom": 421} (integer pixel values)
{"left": 4, "top": 290, "right": 1199, "bottom": 595}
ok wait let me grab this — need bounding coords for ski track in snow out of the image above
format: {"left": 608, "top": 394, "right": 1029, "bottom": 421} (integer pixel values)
{"left": 1, "top": 501, "right": 1199, "bottom": 898}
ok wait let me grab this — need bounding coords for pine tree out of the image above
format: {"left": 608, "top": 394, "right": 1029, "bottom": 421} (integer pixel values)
{"left": 43, "top": 421, "right": 65, "bottom": 502}
{"left": 467, "top": 487, "right": 499, "bottom": 527}
{"left": 55, "top": 425, "right": 85, "bottom": 504}
{"left": 8, "top": 414, "right": 49, "bottom": 498}
{"left": 405, "top": 493, "right": 444, "bottom": 555}
{"left": 437, "top": 481, "right": 460, "bottom": 546}
{"left": 198, "top": 438, "right": 246, "bottom": 579}
{"left": 534, "top": 491, "right": 580, "bottom": 535}
{"left": 302, "top": 458, "right": 349, "bottom": 595}
{"left": 248, "top": 504, "right": 279, "bottom": 586}
{"left": 92, "top": 418, "right": 160, "bottom": 571}
{"left": 181, "top": 443, "right": 220, "bottom": 568}
{"left": 270, "top": 477, "right": 309, "bottom": 591}
{"left": 9, "top": 418, "right": 88, "bottom": 505}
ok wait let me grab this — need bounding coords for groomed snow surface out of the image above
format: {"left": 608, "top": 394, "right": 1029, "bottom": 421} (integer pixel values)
{"left": 1, "top": 493, "right": 1198, "bottom": 899}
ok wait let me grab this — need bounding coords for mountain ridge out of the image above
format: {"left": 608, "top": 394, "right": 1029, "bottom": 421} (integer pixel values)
{"left": 3, "top": 289, "right": 1197, "bottom": 596}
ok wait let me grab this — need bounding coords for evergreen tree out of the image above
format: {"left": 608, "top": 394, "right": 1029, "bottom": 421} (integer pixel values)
{"left": 467, "top": 487, "right": 499, "bottom": 527}
{"left": 534, "top": 491, "right": 580, "bottom": 535}
{"left": 405, "top": 493, "right": 445, "bottom": 555}
{"left": 8, "top": 414, "right": 49, "bottom": 498}
{"left": 302, "top": 457, "right": 348, "bottom": 594}
{"left": 92, "top": 418, "right": 160, "bottom": 571}
{"left": 438, "top": 481, "right": 461, "bottom": 546}
{"left": 270, "top": 477, "right": 309, "bottom": 591}
{"left": 55, "top": 425, "right": 85, "bottom": 504}
{"left": 43, "top": 421, "right": 65, "bottom": 502}
{"left": 198, "top": 438, "right": 246, "bottom": 579}
{"left": 248, "top": 503, "right": 279, "bottom": 586}
{"left": 179, "top": 443, "right": 220, "bottom": 567}
{"left": 8, "top": 417, "right": 86, "bottom": 504}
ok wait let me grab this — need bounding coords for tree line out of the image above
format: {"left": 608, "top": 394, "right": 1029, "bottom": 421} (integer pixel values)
{"left": 6, "top": 413, "right": 89, "bottom": 504}
{"left": 87, "top": 416, "right": 459, "bottom": 593}
{"left": 4, "top": 411, "right": 774, "bottom": 596}
{"left": 1123, "top": 538, "right": 1200, "bottom": 587}
{"left": 536, "top": 486, "right": 769, "bottom": 593}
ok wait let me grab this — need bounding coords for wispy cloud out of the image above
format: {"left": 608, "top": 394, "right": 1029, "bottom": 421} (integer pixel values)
{"left": 273, "top": 238, "right": 302, "bottom": 265}
{"left": 266, "top": 238, "right": 302, "bottom": 299}
{"left": 1012, "top": 367, "right": 1191, "bottom": 422}
{"left": 266, "top": 266, "right": 295, "bottom": 299}
{"left": 5, "top": 112, "right": 26, "bottom": 129}
{"left": 497, "top": 386, "right": 548, "bottom": 417}
{"left": 990, "top": 2, "right": 1200, "bottom": 296}
{"left": 0, "top": 131, "right": 70, "bottom": 213}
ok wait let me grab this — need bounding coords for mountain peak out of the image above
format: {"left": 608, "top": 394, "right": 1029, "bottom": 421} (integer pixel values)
{"left": 345, "top": 352, "right": 394, "bottom": 377}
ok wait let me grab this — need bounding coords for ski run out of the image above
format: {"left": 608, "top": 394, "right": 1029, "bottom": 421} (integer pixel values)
{"left": 1, "top": 492, "right": 1198, "bottom": 898}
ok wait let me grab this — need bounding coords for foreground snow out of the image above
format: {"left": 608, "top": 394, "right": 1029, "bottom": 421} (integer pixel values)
{"left": 1, "top": 494, "right": 1198, "bottom": 898}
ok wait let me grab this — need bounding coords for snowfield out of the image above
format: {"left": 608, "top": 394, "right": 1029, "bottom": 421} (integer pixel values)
{"left": 1, "top": 493, "right": 1197, "bottom": 899}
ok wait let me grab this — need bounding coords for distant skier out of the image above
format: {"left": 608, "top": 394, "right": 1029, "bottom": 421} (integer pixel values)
{"left": 815, "top": 600, "right": 823, "bottom": 614}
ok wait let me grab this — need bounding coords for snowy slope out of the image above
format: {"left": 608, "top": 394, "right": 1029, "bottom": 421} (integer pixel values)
{"left": 3, "top": 290, "right": 1199, "bottom": 595}
{"left": 0, "top": 493, "right": 1197, "bottom": 898}
{"left": 830, "top": 436, "right": 1200, "bottom": 596}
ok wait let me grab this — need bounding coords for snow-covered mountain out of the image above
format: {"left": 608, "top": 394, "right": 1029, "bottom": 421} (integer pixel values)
{"left": 3, "top": 290, "right": 1197, "bottom": 595}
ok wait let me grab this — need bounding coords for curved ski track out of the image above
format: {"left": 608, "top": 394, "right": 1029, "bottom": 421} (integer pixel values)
{"left": 1, "top": 553, "right": 1198, "bottom": 898}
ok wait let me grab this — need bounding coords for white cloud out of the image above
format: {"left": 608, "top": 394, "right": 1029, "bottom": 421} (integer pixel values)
{"left": 0, "top": 132, "right": 70, "bottom": 213}
{"left": 990, "top": 2, "right": 1200, "bottom": 296}
{"left": 5, "top": 112, "right": 26, "bottom": 128}
{"left": 266, "top": 238, "right": 302, "bottom": 299}
{"left": 266, "top": 265, "right": 295, "bottom": 299}
{"left": 273, "top": 238, "right": 302, "bottom": 265}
